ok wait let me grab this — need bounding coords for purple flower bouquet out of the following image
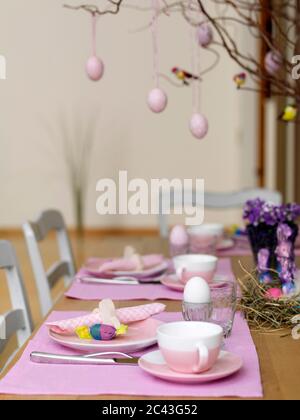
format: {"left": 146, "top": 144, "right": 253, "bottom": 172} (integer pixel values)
{"left": 243, "top": 199, "right": 300, "bottom": 294}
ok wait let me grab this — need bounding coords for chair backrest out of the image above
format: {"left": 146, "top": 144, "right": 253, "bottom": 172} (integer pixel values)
{"left": 22, "top": 210, "right": 76, "bottom": 317}
{"left": 158, "top": 188, "right": 283, "bottom": 237}
{"left": 0, "top": 240, "right": 33, "bottom": 356}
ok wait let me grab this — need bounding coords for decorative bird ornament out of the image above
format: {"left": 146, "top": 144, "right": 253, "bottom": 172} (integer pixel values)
{"left": 278, "top": 105, "right": 298, "bottom": 123}
{"left": 233, "top": 72, "right": 247, "bottom": 89}
{"left": 172, "top": 67, "right": 199, "bottom": 86}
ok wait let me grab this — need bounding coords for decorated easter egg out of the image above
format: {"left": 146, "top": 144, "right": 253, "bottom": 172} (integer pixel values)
{"left": 264, "top": 51, "right": 283, "bottom": 76}
{"left": 170, "top": 225, "right": 189, "bottom": 247}
{"left": 86, "top": 56, "right": 104, "bottom": 81}
{"left": 189, "top": 113, "right": 209, "bottom": 139}
{"left": 90, "top": 324, "right": 117, "bottom": 341}
{"left": 147, "top": 88, "right": 168, "bottom": 113}
{"left": 184, "top": 277, "right": 211, "bottom": 304}
{"left": 197, "top": 23, "right": 213, "bottom": 48}
{"left": 265, "top": 288, "right": 283, "bottom": 300}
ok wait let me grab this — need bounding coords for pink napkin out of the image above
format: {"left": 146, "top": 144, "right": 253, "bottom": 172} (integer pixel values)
{"left": 0, "top": 311, "right": 263, "bottom": 398}
{"left": 66, "top": 259, "right": 234, "bottom": 301}
{"left": 87, "top": 254, "right": 164, "bottom": 274}
{"left": 46, "top": 303, "right": 166, "bottom": 335}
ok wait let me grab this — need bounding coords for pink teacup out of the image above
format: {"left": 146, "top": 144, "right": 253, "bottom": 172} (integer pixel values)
{"left": 173, "top": 254, "right": 218, "bottom": 285}
{"left": 187, "top": 224, "right": 224, "bottom": 254}
{"left": 157, "top": 322, "right": 223, "bottom": 374}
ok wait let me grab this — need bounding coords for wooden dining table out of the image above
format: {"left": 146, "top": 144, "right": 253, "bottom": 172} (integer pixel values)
{"left": 0, "top": 235, "right": 299, "bottom": 400}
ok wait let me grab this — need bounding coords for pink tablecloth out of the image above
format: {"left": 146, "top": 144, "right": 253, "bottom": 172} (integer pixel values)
{"left": 65, "top": 259, "right": 234, "bottom": 301}
{"left": 0, "top": 311, "right": 263, "bottom": 398}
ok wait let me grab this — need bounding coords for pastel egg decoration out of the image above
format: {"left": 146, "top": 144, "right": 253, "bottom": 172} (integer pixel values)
{"left": 76, "top": 323, "right": 128, "bottom": 341}
{"left": 86, "top": 55, "right": 105, "bottom": 81}
{"left": 197, "top": 23, "right": 214, "bottom": 48}
{"left": 147, "top": 88, "right": 168, "bottom": 113}
{"left": 264, "top": 50, "right": 283, "bottom": 76}
{"left": 169, "top": 225, "right": 189, "bottom": 257}
{"left": 189, "top": 113, "right": 209, "bottom": 139}
{"left": 265, "top": 288, "right": 283, "bottom": 300}
{"left": 90, "top": 324, "right": 117, "bottom": 341}
{"left": 184, "top": 277, "right": 211, "bottom": 304}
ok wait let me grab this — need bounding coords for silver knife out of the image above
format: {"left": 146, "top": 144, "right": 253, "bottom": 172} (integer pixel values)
{"left": 30, "top": 351, "right": 139, "bottom": 366}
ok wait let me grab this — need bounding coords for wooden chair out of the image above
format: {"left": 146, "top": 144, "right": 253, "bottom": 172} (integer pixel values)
{"left": 0, "top": 240, "right": 33, "bottom": 371}
{"left": 22, "top": 210, "right": 76, "bottom": 317}
{"left": 158, "top": 188, "right": 283, "bottom": 237}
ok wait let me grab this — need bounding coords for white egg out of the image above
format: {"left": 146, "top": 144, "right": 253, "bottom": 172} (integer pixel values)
{"left": 170, "top": 225, "right": 189, "bottom": 246}
{"left": 184, "top": 277, "right": 211, "bottom": 304}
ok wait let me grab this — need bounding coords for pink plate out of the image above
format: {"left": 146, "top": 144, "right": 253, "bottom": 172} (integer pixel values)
{"left": 49, "top": 318, "right": 163, "bottom": 353}
{"left": 83, "top": 260, "right": 169, "bottom": 279}
{"left": 139, "top": 350, "right": 243, "bottom": 384}
{"left": 161, "top": 274, "right": 229, "bottom": 292}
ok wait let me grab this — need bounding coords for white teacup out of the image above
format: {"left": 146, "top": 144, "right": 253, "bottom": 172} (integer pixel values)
{"left": 157, "top": 322, "right": 223, "bottom": 374}
{"left": 187, "top": 223, "right": 224, "bottom": 239}
{"left": 173, "top": 254, "right": 218, "bottom": 284}
{"left": 187, "top": 224, "right": 224, "bottom": 253}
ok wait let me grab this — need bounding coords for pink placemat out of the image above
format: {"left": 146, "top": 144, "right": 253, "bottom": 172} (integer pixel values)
{"left": 65, "top": 259, "right": 234, "bottom": 301}
{"left": 0, "top": 311, "right": 263, "bottom": 398}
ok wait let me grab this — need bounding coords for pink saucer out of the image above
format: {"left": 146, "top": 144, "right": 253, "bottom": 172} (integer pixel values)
{"left": 83, "top": 259, "right": 169, "bottom": 279}
{"left": 139, "top": 350, "right": 243, "bottom": 384}
{"left": 161, "top": 274, "right": 229, "bottom": 292}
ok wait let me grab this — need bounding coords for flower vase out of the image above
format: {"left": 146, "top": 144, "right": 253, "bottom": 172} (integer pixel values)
{"left": 247, "top": 222, "right": 298, "bottom": 294}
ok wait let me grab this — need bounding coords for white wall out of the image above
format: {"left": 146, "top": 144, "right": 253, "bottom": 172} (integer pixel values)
{"left": 0, "top": 0, "right": 257, "bottom": 228}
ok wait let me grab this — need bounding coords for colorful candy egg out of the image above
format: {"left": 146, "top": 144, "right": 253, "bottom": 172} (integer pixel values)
{"left": 75, "top": 323, "right": 128, "bottom": 341}
{"left": 90, "top": 324, "right": 117, "bottom": 341}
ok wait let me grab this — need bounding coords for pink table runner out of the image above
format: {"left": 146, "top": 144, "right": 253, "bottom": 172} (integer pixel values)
{"left": 0, "top": 311, "right": 262, "bottom": 398}
{"left": 65, "top": 259, "right": 234, "bottom": 301}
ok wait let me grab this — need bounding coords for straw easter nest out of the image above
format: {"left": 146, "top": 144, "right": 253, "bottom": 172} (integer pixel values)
{"left": 236, "top": 264, "right": 300, "bottom": 334}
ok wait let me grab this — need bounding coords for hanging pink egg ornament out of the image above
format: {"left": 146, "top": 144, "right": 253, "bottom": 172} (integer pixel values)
{"left": 86, "top": 56, "right": 104, "bottom": 81}
{"left": 147, "top": 88, "right": 168, "bottom": 113}
{"left": 189, "top": 113, "right": 209, "bottom": 139}
{"left": 265, "top": 50, "right": 283, "bottom": 76}
{"left": 197, "top": 23, "right": 213, "bottom": 48}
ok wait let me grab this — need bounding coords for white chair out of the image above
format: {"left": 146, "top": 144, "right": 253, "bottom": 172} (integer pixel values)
{"left": 158, "top": 188, "right": 283, "bottom": 237}
{"left": 0, "top": 240, "right": 33, "bottom": 371}
{"left": 23, "top": 210, "right": 76, "bottom": 317}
